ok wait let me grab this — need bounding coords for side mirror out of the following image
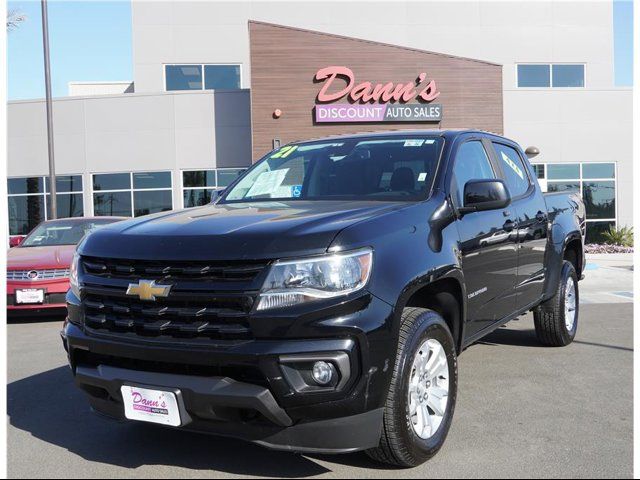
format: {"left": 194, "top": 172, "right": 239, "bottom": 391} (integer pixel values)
{"left": 9, "top": 235, "right": 25, "bottom": 248}
{"left": 462, "top": 179, "right": 511, "bottom": 213}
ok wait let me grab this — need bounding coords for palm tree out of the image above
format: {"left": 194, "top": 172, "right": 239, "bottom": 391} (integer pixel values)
{"left": 7, "top": 8, "right": 27, "bottom": 32}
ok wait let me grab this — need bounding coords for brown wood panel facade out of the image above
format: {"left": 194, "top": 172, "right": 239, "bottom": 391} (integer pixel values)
{"left": 249, "top": 21, "right": 503, "bottom": 160}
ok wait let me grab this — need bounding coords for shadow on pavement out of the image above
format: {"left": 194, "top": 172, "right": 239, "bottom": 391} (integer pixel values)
{"left": 476, "top": 326, "right": 541, "bottom": 348}
{"left": 478, "top": 326, "right": 633, "bottom": 352}
{"left": 8, "top": 366, "right": 341, "bottom": 477}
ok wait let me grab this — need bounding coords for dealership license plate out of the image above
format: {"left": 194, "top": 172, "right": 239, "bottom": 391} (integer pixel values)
{"left": 121, "top": 385, "right": 181, "bottom": 427}
{"left": 15, "top": 288, "right": 45, "bottom": 304}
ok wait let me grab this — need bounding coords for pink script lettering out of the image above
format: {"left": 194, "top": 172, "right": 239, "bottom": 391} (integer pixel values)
{"left": 315, "top": 66, "right": 440, "bottom": 104}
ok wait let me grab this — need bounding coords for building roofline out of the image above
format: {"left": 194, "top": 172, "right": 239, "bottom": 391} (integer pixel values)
{"left": 248, "top": 20, "right": 502, "bottom": 67}
{"left": 7, "top": 88, "right": 250, "bottom": 104}
{"left": 68, "top": 80, "right": 133, "bottom": 85}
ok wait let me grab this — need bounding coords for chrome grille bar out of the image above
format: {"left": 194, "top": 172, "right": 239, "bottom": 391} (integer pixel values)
{"left": 7, "top": 268, "right": 70, "bottom": 281}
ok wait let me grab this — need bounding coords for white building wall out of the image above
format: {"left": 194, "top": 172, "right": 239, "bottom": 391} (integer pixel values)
{"left": 7, "top": 90, "right": 252, "bottom": 216}
{"left": 132, "top": 1, "right": 616, "bottom": 91}
{"left": 131, "top": 0, "right": 632, "bottom": 228}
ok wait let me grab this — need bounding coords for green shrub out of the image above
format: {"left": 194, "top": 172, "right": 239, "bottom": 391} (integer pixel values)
{"left": 601, "top": 225, "right": 634, "bottom": 247}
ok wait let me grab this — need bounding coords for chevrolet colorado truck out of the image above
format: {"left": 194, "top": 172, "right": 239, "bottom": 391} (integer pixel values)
{"left": 62, "top": 130, "right": 585, "bottom": 467}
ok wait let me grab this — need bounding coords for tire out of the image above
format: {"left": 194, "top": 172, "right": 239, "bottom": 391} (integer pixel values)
{"left": 366, "top": 307, "right": 458, "bottom": 467}
{"left": 534, "top": 260, "right": 579, "bottom": 347}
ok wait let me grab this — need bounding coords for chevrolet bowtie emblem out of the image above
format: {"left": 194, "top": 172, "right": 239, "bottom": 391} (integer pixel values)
{"left": 125, "top": 280, "right": 172, "bottom": 301}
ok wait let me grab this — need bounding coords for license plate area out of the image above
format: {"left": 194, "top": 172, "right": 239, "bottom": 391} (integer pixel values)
{"left": 15, "top": 288, "right": 45, "bottom": 304}
{"left": 120, "top": 385, "right": 184, "bottom": 427}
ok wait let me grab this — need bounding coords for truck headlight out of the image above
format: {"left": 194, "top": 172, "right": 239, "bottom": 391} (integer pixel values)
{"left": 257, "top": 248, "right": 373, "bottom": 311}
{"left": 69, "top": 252, "right": 81, "bottom": 298}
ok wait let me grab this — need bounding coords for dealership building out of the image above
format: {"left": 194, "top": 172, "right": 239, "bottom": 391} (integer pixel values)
{"left": 7, "top": 1, "right": 632, "bottom": 242}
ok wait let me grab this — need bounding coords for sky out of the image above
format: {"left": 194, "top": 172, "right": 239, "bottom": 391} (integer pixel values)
{"left": 6, "top": 0, "right": 635, "bottom": 101}
{"left": 613, "top": 0, "right": 634, "bottom": 86}
{"left": 7, "top": 0, "right": 132, "bottom": 100}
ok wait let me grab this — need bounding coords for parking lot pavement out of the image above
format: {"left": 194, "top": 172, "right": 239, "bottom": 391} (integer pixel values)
{"left": 7, "top": 299, "right": 633, "bottom": 479}
{"left": 581, "top": 253, "right": 634, "bottom": 304}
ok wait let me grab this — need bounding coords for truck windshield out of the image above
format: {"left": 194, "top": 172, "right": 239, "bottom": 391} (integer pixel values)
{"left": 223, "top": 136, "right": 444, "bottom": 203}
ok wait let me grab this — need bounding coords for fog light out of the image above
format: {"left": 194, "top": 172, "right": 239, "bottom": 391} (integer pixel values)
{"left": 312, "top": 361, "right": 333, "bottom": 385}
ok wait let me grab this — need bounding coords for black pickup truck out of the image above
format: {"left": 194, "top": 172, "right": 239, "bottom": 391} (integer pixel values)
{"left": 62, "top": 130, "right": 586, "bottom": 467}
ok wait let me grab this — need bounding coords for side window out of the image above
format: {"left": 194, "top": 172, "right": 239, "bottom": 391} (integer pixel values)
{"left": 451, "top": 140, "right": 496, "bottom": 207}
{"left": 493, "top": 143, "right": 530, "bottom": 198}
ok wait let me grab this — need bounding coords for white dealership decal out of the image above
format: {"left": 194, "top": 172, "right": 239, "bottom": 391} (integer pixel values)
{"left": 468, "top": 287, "right": 488, "bottom": 299}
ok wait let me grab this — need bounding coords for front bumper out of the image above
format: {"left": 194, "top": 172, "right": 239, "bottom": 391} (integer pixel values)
{"left": 7, "top": 279, "right": 69, "bottom": 314}
{"left": 62, "top": 291, "right": 396, "bottom": 453}
{"left": 71, "top": 362, "right": 383, "bottom": 453}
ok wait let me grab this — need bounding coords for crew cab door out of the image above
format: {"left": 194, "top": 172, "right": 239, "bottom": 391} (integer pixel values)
{"left": 449, "top": 137, "right": 519, "bottom": 339}
{"left": 490, "top": 141, "right": 548, "bottom": 310}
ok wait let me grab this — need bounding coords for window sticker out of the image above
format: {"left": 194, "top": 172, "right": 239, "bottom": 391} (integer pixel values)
{"left": 500, "top": 151, "right": 524, "bottom": 180}
{"left": 246, "top": 169, "right": 289, "bottom": 197}
{"left": 270, "top": 145, "right": 299, "bottom": 159}
{"left": 272, "top": 186, "right": 294, "bottom": 198}
{"left": 418, "top": 172, "right": 428, "bottom": 182}
{"left": 404, "top": 139, "right": 425, "bottom": 147}
{"left": 291, "top": 185, "right": 303, "bottom": 198}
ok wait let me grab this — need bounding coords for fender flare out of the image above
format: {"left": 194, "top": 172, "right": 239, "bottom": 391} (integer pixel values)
{"left": 542, "top": 230, "right": 583, "bottom": 301}
{"left": 392, "top": 265, "right": 467, "bottom": 352}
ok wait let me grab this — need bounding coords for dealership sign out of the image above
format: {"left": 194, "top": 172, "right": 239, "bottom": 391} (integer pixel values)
{"left": 315, "top": 104, "right": 442, "bottom": 123}
{"left": 313, "top": 66, "right": 443, "bottom": 123}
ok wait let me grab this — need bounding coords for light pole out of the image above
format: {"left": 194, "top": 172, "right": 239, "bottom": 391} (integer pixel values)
{"left": 41, "top": 0, "right": 56, "bottom": 219}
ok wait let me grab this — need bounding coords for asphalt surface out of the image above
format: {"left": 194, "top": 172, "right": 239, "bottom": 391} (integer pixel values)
{"left": 7, "top": 298, "right": 633, "bottom": 479}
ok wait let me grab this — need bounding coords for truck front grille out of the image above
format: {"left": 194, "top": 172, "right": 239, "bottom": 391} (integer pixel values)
{"left": 82, "top": 257, "right": 269, "bottom": 282}
{"left": 80, "top": 256, "right": 270, "bottom": 341}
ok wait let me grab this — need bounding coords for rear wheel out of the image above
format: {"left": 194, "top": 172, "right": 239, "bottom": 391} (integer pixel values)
{"left": 534, "top": 260, "right": 579, "bottom": 346}
{"left": 366, "top": 308, "right": 458, "bottom": 467}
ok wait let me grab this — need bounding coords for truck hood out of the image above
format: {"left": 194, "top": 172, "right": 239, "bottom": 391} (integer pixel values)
{"left": 79, "top": 200, "right": 408, "bottom": 261}
{"left": 7, "top": 244, "right": 76, "bottom": 270}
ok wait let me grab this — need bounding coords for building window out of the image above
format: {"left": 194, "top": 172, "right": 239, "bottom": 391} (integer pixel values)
{"left": 547, "top": 164, "right": 580, "bottom": 180}
{"left": 92, "top": 171, "right": 173, "bottom": 217}
{"left": 532, "top": 164, "right": 545, "bottom": 179}
{"left": 552, "top": 64, "right": 585, "bottom": 87}
{"left": 7, "top": 175, "right": 85, "bottom": 235}
{"left": 517, "top": 64, "right": 585, "bottom": 88}
{"left": 182, "top": 168, "right": 245, "bottom": 208}
{"left": 46, "top": 175, "right": 84, "bottom": 219}
{"left": 165, "top": 64, "right": 242, "bottom": 91}
{"left": 216, "top": 168, "right": 245, "bottom": 187}
{"left": 204, "top": 65, "right": 241, "bottom": 90}
{"left": 165, "top": 65, "right": 203, "bottom": 91}
{"left": 532, "top": 162, "right": 616, "bottom": 242}
{"left": 517, "top": 64, "right": 551, "bottom": 87}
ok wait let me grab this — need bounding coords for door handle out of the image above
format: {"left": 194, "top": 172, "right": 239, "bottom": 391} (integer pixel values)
{"left": 536, "top": 211, "right": 548, "bottom": 222}
{"left": 503, "top": 219, "right": 516, "bottom": 231}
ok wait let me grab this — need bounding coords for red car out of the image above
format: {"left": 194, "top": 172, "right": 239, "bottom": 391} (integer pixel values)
{"left": 7, "top": 217, "right": 124, "bottom": 316}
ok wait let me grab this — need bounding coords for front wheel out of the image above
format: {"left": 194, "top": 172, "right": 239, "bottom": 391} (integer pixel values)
{"left": 534, "top": 260, "right": 579, "bottom": 346}
{"left": 366, "top": 308, "right": 458, "bottom": 467}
